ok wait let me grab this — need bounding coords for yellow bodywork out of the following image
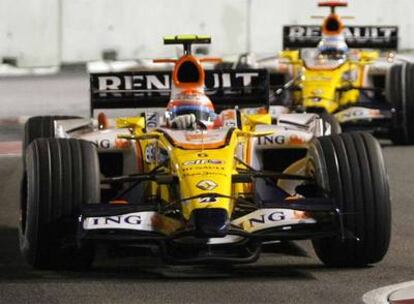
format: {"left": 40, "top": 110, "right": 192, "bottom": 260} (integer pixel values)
{"left": 279, "top": 49, "right": 379, "bottom": 113}
{"left": 115, "top": 114, "right": 272, "bottom": 220}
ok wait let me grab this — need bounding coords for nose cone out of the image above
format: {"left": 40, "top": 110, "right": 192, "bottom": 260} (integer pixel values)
{"left": 190, "top": 208, "right": 229, "bottom": 238}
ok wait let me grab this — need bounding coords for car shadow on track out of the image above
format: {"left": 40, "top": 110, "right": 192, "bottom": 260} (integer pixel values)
{"left": 0, "top": 226, "right": 368, "bottom": 284}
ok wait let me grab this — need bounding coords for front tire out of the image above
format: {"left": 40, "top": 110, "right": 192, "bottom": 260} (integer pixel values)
{"left": 388, "top": 63, "right": 414, "bottom": 144}
{"left": 20, "top": 138, "right": 100, "bottom": 269}
{"left": 309, "top": 132, "right": 391, "bottom": 267}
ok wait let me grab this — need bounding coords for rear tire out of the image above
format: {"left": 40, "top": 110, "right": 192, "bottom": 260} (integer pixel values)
{"left": 23, "top": 115, "right": 80, "bottom": 151}
{"left": 20, "top": 138, "right": 100, "bottom": 269}
{"left": 388, "top": 63, "right": 414, "bottom": 144}
{"left": 309, "top": 132, "right": 391, "bottom": 267}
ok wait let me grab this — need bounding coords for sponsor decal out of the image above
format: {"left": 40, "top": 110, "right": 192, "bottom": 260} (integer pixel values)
{"left": 242, "top": 211, "right": 286, "bottom": 229}
{"left": 93, "top": 138, "right": 130, "bottom": 149}
{"left": 183, "top": 159, "right": 224, "bottom": 166}
{"left": 368, "top": 109, "right": 382, "bottom": 117}
{"left": 183, "top": 168, "right": 226, "bottom": 177}
{"left": 83, "top": 211, "right": 182, "bottom": 234}
{"left": 90, "top": 69, "right": 269, "bottom": 112}
{"left": 257, "top": 134, "right": 306, "bottom": 146}
{"left": 221, "top": 109, "right": 238, "bottom": 128}
{"left": 185, "top": 132, "right": 222, "bottom": 142}
{"left": 312, "top": 89, "right": 324, "bottom": 96}
{"left": 174, "top": 92, "right": 206, "bottom": 102}
{"left": 224, "top": 120, "right": 237, "bottom": 128}
{"left": 83, "top": 212, "right": 155, "bottom": 231}
{"left": 311, "top": 97, "right": 322, "bottom": 102}
{"left": 222, "top": 110, "right": 236, "bottom": 120}
{"left": 199, "top": 196, "right": 217, "bottom": 203}
{"left": 293, "top": 210, "right": 310, "bottom": 220}
{"left": 185, "top": 133, "right": 205, "bottom": 141}
{"left": 183, "top": 172, "right": 227, "bottom": 177}
{"left": 145, "top": 112, "right": 159, "bottom": 129}
{"left": 94, "top": 71, "right": 262, "bottom": 96}
{"left": 232, "top": 208, "right": 316, "bottom": 233}
{"left": 207, "top": 235, "right": 243, "bottom": 245}
{"left": 196, "top": 180, "right": 218, "bottom": 191}
{"left": 257, "top": 135, "right": 286, "bottom": 145}
{"left": 335, "top": 107, "right": 384, "bottom": 123}
{"left": 97, "top": 74, "right": 170, "bottom": 95}
{"left": 283, "top": 25, "right": 398, "bottom": 49}
{"left": 342, "top": 70, "right": 358, "bottom": 82}
{"left": 144, "top": 144, "right": 157, "bottom": 163}
{"left": 151, "top": 214, "right": 182, "bottom": 234}
{"left": 182, "top": 166, "right": 226, "bottom": 173}
{"left": 95, "top": 138, "right": 111, "bottom": 149}
{"left": 288, "top": 134, "right": 306, "bottom": 145}
{"left": 307, "top": 75, "right": 333, "bottom": 82}
{"left": 115, "top": 138, "right": 131, "bottom": 149}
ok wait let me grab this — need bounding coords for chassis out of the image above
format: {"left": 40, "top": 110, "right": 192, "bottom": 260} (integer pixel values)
{"left": 19, "top": 36, "right": 391, "bottom": 269}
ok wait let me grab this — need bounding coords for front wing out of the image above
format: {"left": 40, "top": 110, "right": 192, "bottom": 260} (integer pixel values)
{"left": 78, "top": 200, "right": 340, "bottom": 264}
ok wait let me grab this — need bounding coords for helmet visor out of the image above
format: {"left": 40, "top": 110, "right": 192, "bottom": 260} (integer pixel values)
{"left": 168, "top": 105, "right": 216, "bottom": 122}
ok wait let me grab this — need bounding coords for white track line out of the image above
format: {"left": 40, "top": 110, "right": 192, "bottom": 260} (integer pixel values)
{"left": 0, "top": 116, "right": 28, "bottom": 125}
{"left": 0, "top": 141, "right": 22, "bottom": 155}
{"left": 363, "top": 281, "right": 414, "bottom": 304}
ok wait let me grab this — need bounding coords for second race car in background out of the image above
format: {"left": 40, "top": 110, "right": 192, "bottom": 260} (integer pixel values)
{"left": 230, "top": 1, "right": 414, "bottom": 144}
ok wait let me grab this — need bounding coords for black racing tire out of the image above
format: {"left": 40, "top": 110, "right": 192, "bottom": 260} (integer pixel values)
{"left": 320, "top": 112, "right": 342, "bottom": 135}
{"left": 388, "top": 63, "right": 414, "bottom": 144}
{"left": 309, "top": 132, "right": 391, "bottom": 267}
{"left": 23, "top": 116, "right": 80, "bottom": 151}
{"left": 20, "top": 138, "right": 100, "bottom": 270}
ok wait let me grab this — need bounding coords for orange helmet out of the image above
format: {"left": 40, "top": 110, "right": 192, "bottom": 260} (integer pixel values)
{"left": 166, "top": 91, "right": 216, "bottom": 125}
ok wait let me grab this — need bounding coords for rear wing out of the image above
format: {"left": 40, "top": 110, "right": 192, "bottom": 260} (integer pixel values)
{"left": 283, "top": 25, "right": 398, "bottom": 50}
{"left": 90, "top": 69, "right": 269, "bottom": 115}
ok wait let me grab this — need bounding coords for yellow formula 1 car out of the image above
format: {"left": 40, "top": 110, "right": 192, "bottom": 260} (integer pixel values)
{"left": 20, "top": 35, "right": 390, "bottom": 269}
{"left": 266, "top": 1, "right": 414, "bottom": 144}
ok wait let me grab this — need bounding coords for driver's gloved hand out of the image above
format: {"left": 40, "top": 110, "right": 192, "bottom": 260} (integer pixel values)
{"left": 171, "top": 114, "right": 196, "bottom": 129}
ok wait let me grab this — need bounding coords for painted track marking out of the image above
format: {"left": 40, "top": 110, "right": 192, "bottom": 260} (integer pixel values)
{"left": 363, "top": 281, "right": 414, "bottom": 304}
{"left": 0, "top": 141, "right": 22, "bottom": 155}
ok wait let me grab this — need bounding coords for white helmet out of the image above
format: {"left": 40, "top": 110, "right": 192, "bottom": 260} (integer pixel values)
{"left": 317, "top": 35, "right": 349, "bottom": 59}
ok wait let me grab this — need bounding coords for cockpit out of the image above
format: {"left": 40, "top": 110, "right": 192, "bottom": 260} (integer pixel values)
{"left": 302, "top": 48, "right": 347, "bottom": 70}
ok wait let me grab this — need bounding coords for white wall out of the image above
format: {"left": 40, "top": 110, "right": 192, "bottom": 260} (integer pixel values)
{"left": 0, "top": 0, "right": 59, "bottom": 67}
{"left": 62, "top": 0, "right": 248, "bottom": 62}
{"left": 1, "top": 0, "right": 414, "bottom": 67}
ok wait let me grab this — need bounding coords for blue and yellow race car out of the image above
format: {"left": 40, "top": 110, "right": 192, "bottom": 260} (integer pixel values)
{"left": 20, "top": 35, "right": 390, "bottom": 269}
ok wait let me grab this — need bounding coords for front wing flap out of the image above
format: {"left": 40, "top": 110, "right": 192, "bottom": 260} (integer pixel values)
{"left": 79, "top": 202, "right": 336, "bottom": 245}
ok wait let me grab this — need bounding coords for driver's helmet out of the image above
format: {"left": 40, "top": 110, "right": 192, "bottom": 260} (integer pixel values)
{"left": 317, "top": 35, "right": 349, "bottom": 60}
{"left": 166, "top": 90, "right": 217, "bottom": 127}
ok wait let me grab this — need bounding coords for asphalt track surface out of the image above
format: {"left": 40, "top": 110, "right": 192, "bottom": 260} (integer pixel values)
{"left": 0, "top": 73, "right": 414, "bottom": 304}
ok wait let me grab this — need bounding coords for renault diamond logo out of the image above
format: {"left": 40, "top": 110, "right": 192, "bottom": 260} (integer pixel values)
{"left": 196, "top": 180, "right": 217, "bottom": 191}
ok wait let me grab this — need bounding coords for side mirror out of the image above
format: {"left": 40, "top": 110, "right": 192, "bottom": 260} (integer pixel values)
{"left": 116, "top": 117, "right": 145, "bottom": 130}
{"left": 359, "top": 51, "right": 379, "bottom": 64}
{"left": 279, "top": 50, "right": 300, "bottom": 64}
{"left": 243, "top": 113, "right": 272, "bottom": 127}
